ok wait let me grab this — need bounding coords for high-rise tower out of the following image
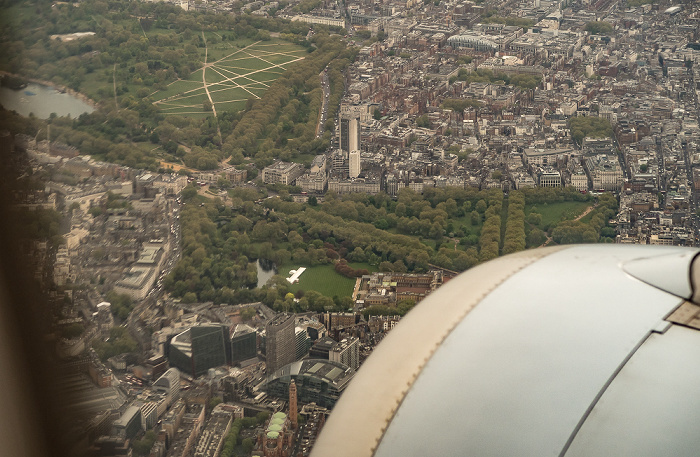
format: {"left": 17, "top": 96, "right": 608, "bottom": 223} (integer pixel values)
{"left": 289, "top": 380, "right": 298, "bottom": 430}
{"left": 340, "top": 113, "right": 360, "bottom": 153}
{"left": 265, "top": 314, "right": 296, "bottom": 373}
{"left": 349, "top": 150, "right": 361, "bottom": 178}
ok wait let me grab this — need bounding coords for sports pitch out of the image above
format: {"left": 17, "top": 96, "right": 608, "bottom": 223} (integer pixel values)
{"left": 151, "top": 39, "right": 306, "bottom": 118}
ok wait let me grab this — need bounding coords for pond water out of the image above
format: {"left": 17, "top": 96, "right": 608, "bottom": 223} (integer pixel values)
{"left": 256, "top": 259, "right": 277, "bottom": 288}
{"left": 0, "top": 82, "right": 95, "bottom": 119}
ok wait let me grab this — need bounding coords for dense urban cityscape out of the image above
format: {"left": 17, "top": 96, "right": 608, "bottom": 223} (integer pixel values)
{"left": 1, "top": 0, "right": 699, "bottom": 455}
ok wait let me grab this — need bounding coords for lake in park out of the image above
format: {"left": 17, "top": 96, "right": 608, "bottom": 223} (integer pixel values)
{"left": 256, "top": 259, "right": 277, "bottom": 288}
{"left": 0, "top": 82, "right": 95, "bottom": 119}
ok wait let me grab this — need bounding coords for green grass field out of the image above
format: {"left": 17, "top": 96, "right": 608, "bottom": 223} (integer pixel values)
{"left": 526, "top": 201, "right": 593, "bottom": 228}
{"left": 209, "top": 86, "right": 251, "bottom": 102}
{"left": 278, "top": 262, "right": 377, "bottom": 297}
{"left": 151, "top": 39, "right": 306, "bottom": 117}
{"left": 238, "top": 70, "right": 283, "bottom": 84}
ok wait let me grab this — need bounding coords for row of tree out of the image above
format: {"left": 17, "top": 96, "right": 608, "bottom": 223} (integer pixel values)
{"left": 477, "top": 190, "right": 503, "bottom": 261}
{"left": 502, "top": 191, "right": 526, "bottom": 254}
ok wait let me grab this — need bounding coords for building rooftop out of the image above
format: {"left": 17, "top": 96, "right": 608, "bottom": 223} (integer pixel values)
{"left": 267, "top": 359, "right": 356, "bottom": 391}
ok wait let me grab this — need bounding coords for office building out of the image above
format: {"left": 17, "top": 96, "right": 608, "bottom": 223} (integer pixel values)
{"left": 265, "top": 314, "right": 296, "bottom": 373}
{"left": 295, "top": 327, "right": 312, "bottom": 360}
{"left": 261, "top": 161, "right": 305, "bottom": 186}
{"left": 263, "top": 359, "right": 356, "bottom": 409}
{"left": 329, "top": 337, "right": 360, "bottom": 370}
{"left": 153, "top": 367, "right": 181, "bottom": 407}
{"left": 349, "top": 150, "right": 361, "bottom": 178}
{"left": 340, "top": 113, "right": 360, "bottom": 153}
{"left": 167, "top": 324, "right": 231, "bottom": 378}
{"left": 309, "top": 336, "right": 337, "bottom": 360}
{"left": 112, "top": 405, "right": 142, "bottom": 440}
{"left": 230, "top": 324, "right": 257, "bottom": 365}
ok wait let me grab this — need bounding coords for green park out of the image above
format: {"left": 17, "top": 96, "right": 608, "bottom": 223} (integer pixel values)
{"left": 158, "top": 184, "right": 617, "bottom": 312}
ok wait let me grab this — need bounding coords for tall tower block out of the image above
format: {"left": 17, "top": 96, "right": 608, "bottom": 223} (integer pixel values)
{"left": 340, "top": 104, "right": 361, "bottom": 153}
{"left": 265, "top": 314, "right": 296, "bottom": 373}
{"left": 289, "top": 380, "right": 298, "bottom": 429}
{"left": 349, "top": 150, "right": 361, "bottom": 178}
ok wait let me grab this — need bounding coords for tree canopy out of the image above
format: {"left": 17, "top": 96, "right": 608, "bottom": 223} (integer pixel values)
{"left": 584, "top": 21, "right": 614, "bottom": 35}
{"left": 568, "top": 116, "right": 613, "bottom": 144}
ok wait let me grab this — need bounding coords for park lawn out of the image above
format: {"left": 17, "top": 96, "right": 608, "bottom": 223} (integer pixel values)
{"left": 220, "top": 58, "right": 278, "bottom": 72}
{"left": 578, "top": 210, "right": 598, "bottom": 224}
{"left": 259, "top": 54, "right": 304, "bottom": 69}
{"left": 209, "top": 65, "right": 243, "bottom": 79}
{"left": 149, "top": 38, "right": 305, "bottom": 118}
{"left": 209, "top": 87, "right": 250, "bottom": 103}
{"left": 201, "top": 68, "right": 230, "bottom": 84}
{"left": 278, "top": 264, "right": 358, "bottom": 297}
{"left": 247, "top": 52, "right": 304, "bottom": 66}
{"left": 158, "top": 90, "right": 209, "bottom": 107}
{"left": 221, "top": 50, "right": 288, "bottom": 70}
{"left": 212, "top": 75, "right": 247, "bottom": 90}
{"left": 209, "top": 80, "right": 247, "bottom": 91}
{"left": 213, "top": 78, "right": 251, "bottom": 93}
{"left": 525, "top": 201, "right": 593, "bottom": 228}
{"left": 159, "top": 101, "right": 209, "bottom": 114}
{"left": 185, "top": 68, "right": 205, "bottom": 82}
{"left": 254, "top": 42, "right": 307, "bottom": 52}
{"left": 216, "top": 53, "right": 265, "bottom": 64}
{"left": 252, "top": 51, "right": 304, "bottom": 60}
{"left": 204, "top": 47, "right": 235, "bottom": 62}
{"left": 213, "top": 99, "right": 247, "bottom": 111}
{"left": 247, "top": 88, "right": 268, "bottom": 99}
{"left": 164, "top": 86, "right": 208, "bottom": 100}
{"left": 243, "top": 70, "right": 285, "bottom": 83}
{"left": 206, "top": 45, "right": 257, "bottom": 62}
{"left": 240, "top": 81, "right": 271, "bottom": 92}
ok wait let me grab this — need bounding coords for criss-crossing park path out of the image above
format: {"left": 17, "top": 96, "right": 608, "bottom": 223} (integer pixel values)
{"left": 152, "top": 38, "right": 306, "bottom": 117}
